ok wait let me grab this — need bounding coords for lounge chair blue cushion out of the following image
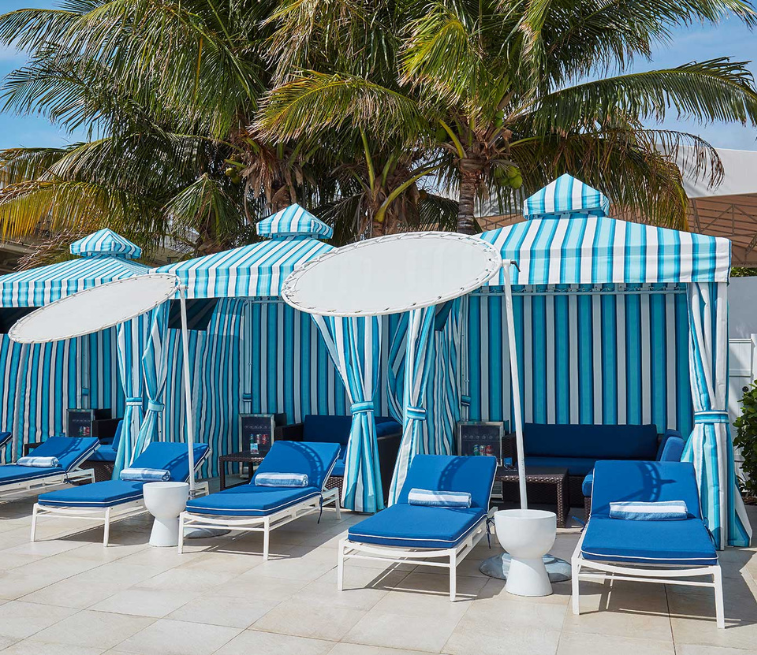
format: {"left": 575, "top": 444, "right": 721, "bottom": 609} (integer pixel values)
{"left": 38, "top": 481, "right": 145, "bottom": 508}
{"left": 251, "top": 441, "right": 340, "bottom": 490}
{"left": 396, "top": 454, "right": 496, "bottom": 509}
{"left": 0, "top": 465, "right": 65, "bottom": 485}
{"left": 36, "top": 442, "right": 209, "bottom": 508}
{"left": 0, "top": 437, "right": 98, "bottom": 486}
{"left": 581, "top": 516, "right": 716, "bottom": 565}
{"left": 582, "top": 461, "right": 716, "bottom": 566}
{"left": 348, "top": 505, "right": 487, "bottom": 549}
{"left": 186, "top": 485, "right": 320, "bottom": 516}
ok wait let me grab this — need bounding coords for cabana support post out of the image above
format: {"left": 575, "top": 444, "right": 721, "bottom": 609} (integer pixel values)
{"left": 178, "top": 285, "right": 196, "bottom": 495}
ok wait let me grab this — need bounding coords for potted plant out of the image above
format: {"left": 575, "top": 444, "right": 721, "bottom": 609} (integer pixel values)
{"left": 734, "top": 381, "right": 757, "bottom": 504}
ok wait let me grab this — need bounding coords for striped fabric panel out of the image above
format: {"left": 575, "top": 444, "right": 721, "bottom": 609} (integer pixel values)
{"left": 155, "top": 238, "right": 333, "bottom": 299}
{"left": 256, "top": 204, "right": 334, "bottom": 239}
{"left": 480, "top": 217, "right": 731, "bottom": 285}
{"left": 465, "top": 288, "right": 694, "bottom": 437}
{"left": 0, "top": 257, "right": 149, "bottom": 307}
{"left": 682, "top": 282, "right": 752, "bottom": 548}
{"left": 523, "top": 174, "right": 610, "bottom": 218}
{"left": 69, "top": 229, "right": 142, "bottom": 260}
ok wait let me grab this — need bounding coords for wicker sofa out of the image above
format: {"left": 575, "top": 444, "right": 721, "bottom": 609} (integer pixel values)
{"left": 279, "top": 414, "right": 402, "bottom": 503}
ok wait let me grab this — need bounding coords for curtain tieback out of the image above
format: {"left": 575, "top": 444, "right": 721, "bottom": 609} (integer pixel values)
{"left": 147, "top": 401, "right": 165, "bottom": 412}
{"left": 125, "top": 397, "right": 143, "bottom": 407}
{"left": 406, "top": 406, "right": 427, "bottom": 421}
{"left": 242, "top": 393, "right": 253, "bottom": 401}
{"left": 351, "top": 401, "right": 374, "bottom": 415}
{"left": 461, "top": 395, "right": 471, "bottom": 407}
{"left": 694, "top": 410, "right": 730, "bottom": 424}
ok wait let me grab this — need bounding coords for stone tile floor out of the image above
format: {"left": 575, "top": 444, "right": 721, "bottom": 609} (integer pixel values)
{"left": 0, "top": 487, "right": 756, "bottom": 655}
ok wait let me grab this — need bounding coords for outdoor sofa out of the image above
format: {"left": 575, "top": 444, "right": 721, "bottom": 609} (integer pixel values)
{"left": 279, "top": 414, "right": 401, "bottom": 501}
{"left": 0, "top": 436, "right": 99, "bottom": 500}
{"left": 179, "top": 440, "right": 341, "bottom": 559}
{"left": 503, "top": 422, "right": 684, "bottom": 505}
{"left": 32, "top": 441, "right": 210, "bottom": 546}
{"left": 572, "top": 460, "right": 723, "bottom": 628}
{"left": 339, "top": 454, "right": 497, "bottom": 601}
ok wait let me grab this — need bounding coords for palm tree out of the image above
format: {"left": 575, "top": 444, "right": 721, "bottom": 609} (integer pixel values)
{"left": 257, "top": 0, "right": 757, "bottom": 233}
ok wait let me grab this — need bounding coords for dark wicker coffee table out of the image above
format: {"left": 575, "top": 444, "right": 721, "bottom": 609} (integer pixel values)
{"left": 495, "top": 465, "right": 570, "bottom": 528}
{"left": 218, "top": 451, "right": 265, "bottom": 490}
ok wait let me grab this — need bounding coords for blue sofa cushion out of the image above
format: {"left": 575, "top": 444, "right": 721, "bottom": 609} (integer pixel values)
{"left": 582, "top": 472, "right": 594, "bottom": 497}
{"left": 332, "top": 459, "right": 345, "bottom": 478}
{"left": 525, "top": 456, "right": 596, "bottom": 476}
{"left": 302, "top": 415, "right": 400, "bottom": 445}
{"left": 524, "top": 423, "right": 658, "bottom": 460}
{"left": 657, "top": 433, "right": 685, "bottom": 462}
{"left": 186, "top": 485, "right": 320, "bottom": 517}
{"left": 348, "top": 505, "right": 487, "bottom": 549}
{"left": 581, "top": 516, "right": 716, "bottom": 566}
{"left": 38, "top": 481, "right": 145, "bottom": 508}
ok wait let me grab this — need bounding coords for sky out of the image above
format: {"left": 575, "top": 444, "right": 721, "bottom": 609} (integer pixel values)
{"left": 0, "top": 2, "right": 756, "bottom": 151}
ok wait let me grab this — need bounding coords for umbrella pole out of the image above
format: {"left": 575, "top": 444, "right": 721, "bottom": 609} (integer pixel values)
{"left": 179, "top": 285, "right": 196, "bottom": 495}
{"left": 503, "top": 262, "right": 527, "bottom": 509}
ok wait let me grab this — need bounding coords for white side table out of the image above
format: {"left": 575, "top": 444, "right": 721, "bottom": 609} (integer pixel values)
{"left": 143, "top": 481, "right": 189, "bottom": 547}
{"left": 494, "top": 509, "right": 556, "bottom": 596}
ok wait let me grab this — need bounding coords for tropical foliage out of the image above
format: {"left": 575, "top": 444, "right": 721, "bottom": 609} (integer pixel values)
{"left": 0, "top": 0, "right": 755, "bottom": 260}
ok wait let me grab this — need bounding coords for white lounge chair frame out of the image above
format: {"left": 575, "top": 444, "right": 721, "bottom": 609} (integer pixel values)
{"left": 1, "top": 467, "right": 95, "bottom": 501}
{"left": 571, "top": 528, "right": 725, "bottom": 629}
{"left": 337, "top": 507, "right": 495, "bottom": 602}
{"left": 178, "top": 485, "right": 341, "bottom": 559}
{"left": 31, "top": 480, "right": 209, "bottom": 547}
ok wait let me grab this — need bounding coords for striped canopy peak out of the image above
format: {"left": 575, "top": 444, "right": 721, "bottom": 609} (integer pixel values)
{"left": 523, "top": 174, "right": 610, "bottom": 219}
{"left": 70, "top": 229, "right": 142, "bottom": 260}
{"left": 256, "top": 204, "right": 333, "bottom": 240}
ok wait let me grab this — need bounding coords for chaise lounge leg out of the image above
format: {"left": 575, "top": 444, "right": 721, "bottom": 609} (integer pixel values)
{"left": 30, "top": 504, "right": 38, "bottom": 542}
{"left": 103, "top": 508, "right": 111, "bottom": 547}
{"left": 337, "top": 540, "right": 345, "bottom": 591}
{"left": 334, "top": 493, "right": 342, "bottom": 521}
{"left": 713, "top": 565, "right": 725, "bottom": 629}
{"left": 449, "top": 552, "right": 456, "bottom": 602}
{"left": 177, "top": 513, "right": 185, "bottom": 554}
{"left": 571, "top": 557, "right": 581, "bottom": 615}
{"left": 263, "top": 517, "right": 270, "bottom": 560}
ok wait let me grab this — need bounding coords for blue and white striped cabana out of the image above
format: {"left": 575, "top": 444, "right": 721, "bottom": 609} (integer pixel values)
{"left": 469, "top": 174, "right": 749, "bottom": 548}
{"left": 0, "top": 229, "right": 148, "bottom": 460}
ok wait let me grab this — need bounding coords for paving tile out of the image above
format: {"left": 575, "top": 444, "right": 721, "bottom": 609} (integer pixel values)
{"left": 32, "top": 610, "right": 154, "bottom": 650}
{"left": 254, "top": 598, "right": 366, "bottom": 641}
{"left": 115, "top": 618, "right": 241, "bottom": 655}
{"left": 134, "top": 566, "right": 236, "bottom": 593}
{"left": 328, "top": 644, "right": 446, "bottom": 655}
{"left": 676, "top": 646, "right": 757, "bottom": 655}
{"left": 21, "top": 579, "right": 122, "bottom": 609}
{"left": 0, "top": 601, "right": 77, "bottom": 639}
{"left": 1, "top": 640, "right": 105, "bottom": 655}
{"left": 214, "top": 629, "right": 334, "bottom": 655}
{"left": 344, "top": 609, "right": 461, "bottom": 653}
{"left": 444, "top": 619, "right": 562, "bottom": 655}
{"left": 91, "top": 588, "right": 199, "bottom": 618}
{"left": 556, "top": 632, "right": 675, "bottom": 655}
{"left": 210, "top": 572, "right": 309, "bottom": 600}
{"left": 168, "top": 593, "right": 279, "bottom": 628}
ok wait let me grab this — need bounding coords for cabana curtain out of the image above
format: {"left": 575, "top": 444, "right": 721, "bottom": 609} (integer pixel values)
{"left": 312, "top": 314, "right": 384, "bottom": 513}
{"left": 114, "top": 316, "right": 146, "bottom": 475}
{"left": 134, "top": 303, "right": 170, "bottom": 456}
{"left": 683, "top": 282, "right": 751, "bottom": 547}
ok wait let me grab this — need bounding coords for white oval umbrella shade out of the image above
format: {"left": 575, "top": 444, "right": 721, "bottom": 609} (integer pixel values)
{"left": 9, "top": 274, "right": 179, "bottom": 343}
{"left": 282, "top": 232, "right": 502, "bottom": 316}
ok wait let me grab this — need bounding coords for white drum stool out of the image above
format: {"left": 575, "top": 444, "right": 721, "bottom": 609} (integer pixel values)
{"left": 143, "top": 481, "right": 189, "bottom": 547}
{"left": 494, "top": 509, "right": 556, "bottom": 597}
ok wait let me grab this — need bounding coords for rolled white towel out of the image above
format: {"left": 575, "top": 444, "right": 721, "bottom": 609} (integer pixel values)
{"left": 408, "top": 488, "right": 472, "bottom": 508}
{"left": 255, "top": 472, "right": 309, "bottom": 487}
{"left": 17, "top": 456, "right": 60, "bottom": 468}
{"left": 120, "top": 468, "right": 171, "bottom": 482}
{"left": 609, "top": 500, "right": 688, "bottom": 521}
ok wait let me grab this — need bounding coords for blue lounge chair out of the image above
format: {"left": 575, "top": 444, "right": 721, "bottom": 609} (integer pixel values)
{"left": 0, "top": 431, "right": 12, "bottom": 463}
{"left": 179, "top": 441, "right": 341, "bottom": 559}
{"left": 339, "top": 454, "right": 497, "bottom": 601}
{"left": 572, "top": 460, "right": 723, "bottom": 628}
{"left": 0, "top": 436, "right": 99, "bottom": 500}
{"left": 32, "top": 442, "right": 210, "bottom": 546}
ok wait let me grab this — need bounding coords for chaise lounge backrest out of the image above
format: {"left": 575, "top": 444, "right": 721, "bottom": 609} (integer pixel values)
{"left": 252, "top": 441, "right": 340, "bottom": 490}
{"left": 130, "top": 442, "right": 210, "bottom": 482}
{"left": 591, "top": 460, "right": 702, "bottom": 519}
{"left": 31, "top": 436, "right": 100, "bottom": 470}
{"left": 397, "top": 454, "right": 496, "bottom": 510}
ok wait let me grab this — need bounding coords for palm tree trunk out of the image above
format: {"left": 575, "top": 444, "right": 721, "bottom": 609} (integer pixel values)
{"left": 457, "top": 168, "right": 479, "bottom": 234}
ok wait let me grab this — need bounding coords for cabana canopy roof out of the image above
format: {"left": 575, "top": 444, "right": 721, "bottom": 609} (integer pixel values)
{"left": 481, "top": 174, "right": 731, "bottom": 286}
{"left": 0, "top": 231, "right": 148, "bottom": 307}
{"left": 155, "top": 205, "right": 334, "bottom": 299}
